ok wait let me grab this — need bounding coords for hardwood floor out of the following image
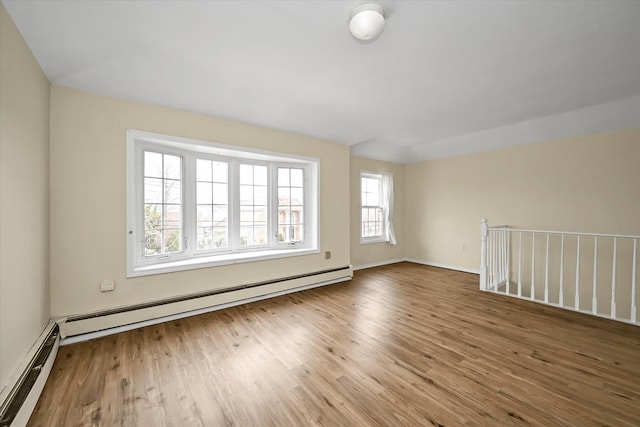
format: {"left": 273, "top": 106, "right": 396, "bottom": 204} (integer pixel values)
{"left": 28, "top": 262, "right": 640, "bottom": 426}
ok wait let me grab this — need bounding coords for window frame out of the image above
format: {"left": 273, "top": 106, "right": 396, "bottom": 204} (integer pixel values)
{"left": 360, "top": 171, "right": 387, "bottom": 244}
{"left": 126, "top": 129, "right": 319, "bottom": 277}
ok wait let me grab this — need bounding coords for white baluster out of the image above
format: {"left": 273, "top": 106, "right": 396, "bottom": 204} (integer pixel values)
{"left": 518, "top": 232, "right": 522, "bottom": 297}
{"left": 631, "top": 239, "right": 637, "bottom": 324}
{"left": 592, "top": 236, "right": 598, "bottom": 315}
{"left": 480, "top": 218, "right": 488, "bottom": 291}
{"left": 559, "top": 234, "right": 565, "bottom": 307}
{"left": 611, "top": 238, "right": 617, "bottom": 319}
{"left": 489, "top": 230, "right": 496, "bottom": 291}
{"left": 502, "top": 230, "right": 507, "bottom": 285}
{"left": 531, "top": 232, "right": 536, "bottom": 300}
{"left": 493, "top": 231, "right": 500, "bottom": 292}
{"left": 501, "top": 230, "right": 505, "bottom": 285}
{"left": 575, "top": 235, "right": 581, "bottom": 310}
{"left": 544, "top": 233, "right": 550, "bottom": 304}
{"left": 493, "top": 231, "right": 502, "bottom": 292}
{"left": 506, "top": 229, "right": 511, "bottom": 295}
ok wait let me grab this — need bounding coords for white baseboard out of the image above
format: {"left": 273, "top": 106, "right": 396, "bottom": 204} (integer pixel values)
{"left": 61, "top": 276, "right": 351, "bottom": 346}
{"left": 353, "top": 257, "right": 480, "bottom": 275}
{"left": 352, "top": 258, "right": 406, "bottom": 271}
{"left": 404, "top": 258, "right": 480, "bottom": 275}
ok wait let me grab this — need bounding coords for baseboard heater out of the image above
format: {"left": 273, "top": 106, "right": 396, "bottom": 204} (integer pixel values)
{"left": 0, "top": 323, "right": 60, "bottom": 427}
{"left": 64, "top": 265, "right": 352, "bottom": 338}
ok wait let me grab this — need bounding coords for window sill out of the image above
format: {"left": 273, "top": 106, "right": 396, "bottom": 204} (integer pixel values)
{"left": 128, "top": 247, "right": 320, "bottom": 277}
{"left": 360, "top": 238, "right": 389, "bottom": 245}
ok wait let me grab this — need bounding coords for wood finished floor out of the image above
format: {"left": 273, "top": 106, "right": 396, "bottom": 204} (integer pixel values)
{"left": 28, "top": 262, "right": 640, "bottom": 426}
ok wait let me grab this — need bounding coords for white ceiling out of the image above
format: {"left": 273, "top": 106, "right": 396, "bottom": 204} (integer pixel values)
{"left": 3, "top": 0, "right": 640, "bottom": 163}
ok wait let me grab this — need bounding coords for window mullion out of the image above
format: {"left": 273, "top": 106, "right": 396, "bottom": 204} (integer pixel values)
{"left": 229, "top": 159, "right": 239, "bottom": 251}
{"left": 269, "top": 164, "right": 277, "bottom": 248}
{"left": 183, "top": 153, "right": 195, "bottom": 258}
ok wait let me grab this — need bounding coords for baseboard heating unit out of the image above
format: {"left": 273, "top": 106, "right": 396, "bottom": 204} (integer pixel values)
{"left": 62, "top": 265, "right": 353, "bottom": 341}
{"left": 0, "top": 323, "right": 60, "bottom": 427}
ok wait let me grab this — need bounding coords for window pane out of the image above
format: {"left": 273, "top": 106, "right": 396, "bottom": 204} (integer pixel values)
{"left": 164, "top": 155, "right": 181, "bottom": 179}
{"left": 254, "top": 165, "right": 268, "bottom": 185}
{"left": 240, "top": 164, "right": 253, "bottom": 185}
{"left": 144, "top": 178, "right": 162, "bottom": 203}
{"left": 197, "top": 226, "right": 212, "bottom": 250}
{"left": 197, "top": 182, "right": 213, "bottom": 204}
{"left": 279, "top": 206, "right": 291, "bottom": 225}
{"left": 240, "top": 185, "right": 253, "bottom": 204}
{"left": 212, "top": 161, "right": 228, "bottom": 183}
{"left": 240, "top": 226, "right": 253, "bottom": 245}
{"left": 212, "top": 183, "right": 228, "bottom": 205}
{"left": 145, "top": 204, "right": 162, "bottom": 230}
{"left": 163, "top": 229, "right": 181, "bottom": 252}
{"left": 164, "top": 204, "right": 182, "bottom": 228}
{"left": 254, "top": 226, "right": 267, "bottom": 244}
{"left": 291, "top": 169, "right": 303, "bottom": 187}
{"left": 213, "top": 205, "right": 227, "bottom": 224}
{"left": 164, "top": 179, "right": 181, "bottom": 204}
{"left": 254, "top": 206, "right": 268, "bottom": 222}
{"left": 197, "top": 205, "right": 212, "bottom": 224}
{"left": 277, "top": 226, "right": 287, "bottom": 242}
{"left": 278, "top": 187, "right": 290, "bottom": 205}
{"left": 278, "top": 168, "right": 289, "bottom": 186}
{"left": 145, "top": 230, "right": 161, "bottom": 255}
{"left": 196, "top": 159, "right": 212, "bottom": 182}
{"left": 291, "top": 206, "right": 303, "bottom": 225}
{"left": 144, "top": 151, "right": 162, "bottom": 178}
{"left": 240, "top": 207, "right": 253, "bottom": 222}
{"left": 290, "top": 188, "right": 303, "bottom": 205}
{"left": 212, "top": 227, "right": 227, "bottom": 248}
{"left": 254, "top": 186, "right": 267, "bottom": 205}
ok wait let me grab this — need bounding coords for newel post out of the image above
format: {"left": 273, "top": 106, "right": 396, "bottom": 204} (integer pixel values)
{"left": 480, "top": 218, "right": 488, "bottom": 291}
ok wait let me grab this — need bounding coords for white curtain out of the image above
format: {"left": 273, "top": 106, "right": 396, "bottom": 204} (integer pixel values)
{"left": 382, "top": 173, "right": 397, "bottom": 246}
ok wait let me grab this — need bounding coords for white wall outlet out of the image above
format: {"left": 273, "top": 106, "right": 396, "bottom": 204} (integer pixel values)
{"left": 462, "top": 244, "right": 468, "bottom": 253}
{"left": 100, "top": 278, "right": 115, "bottom": 292}
{"left": 325, "top": 251, "right": 331, "bottom": 259}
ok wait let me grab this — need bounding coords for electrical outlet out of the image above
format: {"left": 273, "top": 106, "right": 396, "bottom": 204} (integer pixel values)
{"left": 462, "top": 244, "right": 467, "bottom": 253}
{"left": 100, "top": 279, "right": 115, "bottom": 292}
{"left": 325, "top": 251, "right": 331, "bottom": 259}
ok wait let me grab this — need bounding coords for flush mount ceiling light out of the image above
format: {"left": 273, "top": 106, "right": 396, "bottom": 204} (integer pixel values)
{"left": 349, "top": 4, "right": 385, "bottom": 41}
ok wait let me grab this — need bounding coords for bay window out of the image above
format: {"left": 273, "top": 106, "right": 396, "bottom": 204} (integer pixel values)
{"left": 127, "top": 130, "right": 319, "bottom": 277}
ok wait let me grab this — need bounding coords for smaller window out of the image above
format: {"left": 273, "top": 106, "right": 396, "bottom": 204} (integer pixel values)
{"left": 361, "top": 172, "right": 385, "bottom": 241}
{"left": 360, "top": 171, "right": 396, "bottom": 245}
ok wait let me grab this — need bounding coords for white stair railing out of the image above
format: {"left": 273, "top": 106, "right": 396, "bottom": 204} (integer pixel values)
{"left": 480, "top": 218, "right": 639, "bottom": 325}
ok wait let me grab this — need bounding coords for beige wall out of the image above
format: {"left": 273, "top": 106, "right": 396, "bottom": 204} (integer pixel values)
{"left": 405, "top": 128, "right": 640, "bottom": 273}
{"left": 0, "top": 4, "right": 51, "bottom": 392}
{"left": 49, "top": 86, "right": 350, "bottom": 319}
{"left": 350, "top": 156, "right": 404, "bottom": 268}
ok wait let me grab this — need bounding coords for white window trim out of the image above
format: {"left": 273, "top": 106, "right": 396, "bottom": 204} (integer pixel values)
{"left": 360, "top": 171, "right": 388, "bottom": 245}
{"left": 126, "top": 129, "right": 319, "bottom": 277}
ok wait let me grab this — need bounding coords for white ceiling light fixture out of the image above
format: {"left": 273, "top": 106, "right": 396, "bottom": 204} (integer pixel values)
{"left": 349, "top": 4, "right": 386, "bottom": 41}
